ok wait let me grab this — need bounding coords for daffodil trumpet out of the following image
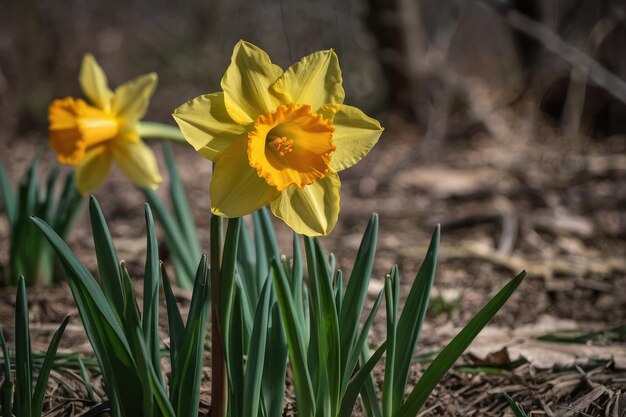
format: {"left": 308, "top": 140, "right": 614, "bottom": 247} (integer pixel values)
{"left": 48, "top": 54, "right": 184, "bottom": 195}
{"left": 174, "top": 40, "right": 384, "bottom": 237}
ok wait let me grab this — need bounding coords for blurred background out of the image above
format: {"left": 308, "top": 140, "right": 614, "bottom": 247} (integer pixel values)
{"left": 1, "top": 0, "right": 625, "bottom": 413}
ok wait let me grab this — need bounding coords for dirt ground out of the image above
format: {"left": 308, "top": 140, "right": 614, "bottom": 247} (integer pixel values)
{"left": 0, "top": 105, "right": 625, "bottom": 416}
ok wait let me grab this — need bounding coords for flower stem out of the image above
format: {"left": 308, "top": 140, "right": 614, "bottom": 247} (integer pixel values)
{"left": 210, "top": 214, "right": 228, "bottom": 417}
{"left": 136, "top": 121, "right": 187, "bottom": 144}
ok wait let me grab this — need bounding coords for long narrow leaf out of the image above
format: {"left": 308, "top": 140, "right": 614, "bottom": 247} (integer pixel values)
{"left": 0, "top": 158, "right": 15, "bottom": 224}
{"left": 32, "top": 316, "right": 70, "bottom": 417}
{"left": 32, "top": 216, "right": 144, "bottom": 416}
{"left": 342, "top": 290, "right": 384, "bottom": 391}
{"left": 161, "top": 263, "right": 184, "bottom": 371}
{"left": 396, "top": 271, "right": 527, "bottom": 417}
{"left": 88, "top": 197, "right": 124, "bottom": 319}
{"left": 339, "top": 342, "right": 386, "bottom": 417}
{"left": 339, "top": 214, "right": 378, "bottom": 373}
{"left": 243, "top": 278, "right": 272, "bottom": 417}
{"left": 503, "top": 393, "right": 528, "bottom": 417}
{"left": 392, "top": 226, "right": 440, "bottom": 410}
{"left": 14, "top": 277, "right": 32, "bottom": 417}
{"left": 170, "top": 255, "right": 210, "bottom": 417}
{"left": 143, "top": 188, "right": 195, "bottom": 288}
{"left": 0, "top": 330, "right": 13, "bottom": 417}
{"left": 261, "top": 302, "right": 288, "bottom": 417}
{"left": 163, "top": 144, "right": 202, "bottom": 263}
{"left": 271, "top": 258, "right": 315, "bottom": 417}
{"left": 142, "top": 204, "right": 164, "bottom": 386}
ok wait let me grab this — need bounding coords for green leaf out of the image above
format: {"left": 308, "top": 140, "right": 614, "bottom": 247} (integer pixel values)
{"left": 392, "top": 225, "right": 439, "bottom": 411}
{"left": 163, "top": 144, "right": 202, "bottom": 264}
{"left": 0, "top": 158, "right": 15, "bottom": 225}
{"left": 358, "top": 344, "right": 382, "bottom": 417}
{"left": 77, "top": 356, "right": 95, "bottom": 402}
{"left": 243, "top": 278, "right": 272, "bottom": 417}
{"left": 271, "top": 258, "right": 315, "bottom": 417}
{"left": 0, "top": 329, "right": 13, "bottom": 417}
{"left": 141, "top": 204, "right": 164, "bottom": 387}
{"left": 396, "top": 271, "right": 527, "bottom": 417}
{"left": 170, "top": 255, "right": 210, "bottom": 417}
{"left": 339, "top": 342, "right": 386, "bottom": 417}
{"left": 503, "top": 393, "right": 528, "bottom": 417}
{"left": 339, "top": 214, "right": 378, "bottom": 375}
{"left": 305, "top": 238, "right": 341, "bottom": 417}
{"left": 32, "top": 315, "right": 70, "bottom": 417}
{"left": 142, "top": 188, "right": 195, "bottom": 288}
{"left": 226, "top": 288, "right": 245, "bottom": 417}
{"left": 342, "top": 290, "right": 384, "bottom": 392}
{"left": 261, "top": 302, "right": 287, "bottom": 417}
{"left": 382, "top": 267, "right": 399, "bottom": 417}
{"left": 31, "top": 216, "right": 144, "bottom": 416}
{"left": 14, "top": 277, "right": 33, "bottom": 417}
{"left": 88, "top": 197, "right": 124, "bottom": 319}
{"left": 54, "top": 171, "right": 83, "bottom": 238}
{"left": 161, "top": 264, "right": 184, "bottom": 372}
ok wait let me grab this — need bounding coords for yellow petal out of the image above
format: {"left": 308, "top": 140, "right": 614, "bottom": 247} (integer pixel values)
{"left": 112, "top": 73, "right": 158, "bottom": 125}
{"left": 319, "top": 104, "right": 383, "bottom": 172}
{"left": 221, "top": 40, "right": 283, "bottom": 125}
{"left": 211, "top": 136, "right": 280, "bottom": 217}
{"left": 79, "top": 54, "right": 114, "bottom": 112}
{"left": 172, "top": 92, "right": 247, "bottom": 161}
{"left": 270, "top": 49, "right": 344, "bottom": 112}
{"left": 75, "top": 145, "right": 112, "bottom": 195}
{"left": 111, "top": 137, "right": 162, "bottom": 189}
{"left": 270, "top": 171, "right": 340, "bottom": 236}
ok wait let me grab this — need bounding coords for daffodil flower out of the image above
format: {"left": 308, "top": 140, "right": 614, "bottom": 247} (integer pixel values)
{"left": 48, "top": 54, "right": 162, "bottom": 194}
{"left": 173, "top": 41, "right": 383, "bottom": 236}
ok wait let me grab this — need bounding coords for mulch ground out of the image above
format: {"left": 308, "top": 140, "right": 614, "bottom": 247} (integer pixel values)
{"left": 0, "top": 111, "right": 625, "bottom": 415}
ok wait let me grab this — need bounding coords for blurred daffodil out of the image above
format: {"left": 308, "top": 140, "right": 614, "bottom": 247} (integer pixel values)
{"left": 48, "top": 54, "right": 162, "bottom": 194}
{"left": 174, "top": 40, "right": 383, "bottom": 236}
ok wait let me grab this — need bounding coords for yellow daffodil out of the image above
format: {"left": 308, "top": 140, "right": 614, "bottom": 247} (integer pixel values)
{"left": 48, "top": 54, "right": 162, "bottom": 194}
{"left": 173, "top": 40, "right": 383, "bottom": 236}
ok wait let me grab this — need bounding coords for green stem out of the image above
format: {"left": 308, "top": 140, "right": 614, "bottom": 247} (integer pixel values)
{"left": 136, "top": 121, "right": 187, "bottom": 144}
{"left": 210, "top": 215, "right": 228, "bottom": 417}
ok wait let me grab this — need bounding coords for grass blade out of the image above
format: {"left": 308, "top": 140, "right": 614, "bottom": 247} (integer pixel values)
{"left": 396, "top": 271, "right": 527, "bottom": 417}
{"left": 77, "top": 357, "right": 95, "bottom": 402}
{"left": 503, "top": 393, "right": 528, "bottom": 417}
{"left": 32, "top": 315, "right": 70, "bottom": 417}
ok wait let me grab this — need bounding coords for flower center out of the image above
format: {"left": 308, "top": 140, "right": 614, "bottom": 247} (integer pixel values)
{"left": 248, "top": 103, "right": 336, "bottom": 191}
{"left": 267, "top": 136, "right": 294, "bottom": 156}
{"left": 49, "top": 98, "right": 119, "bottom": 165}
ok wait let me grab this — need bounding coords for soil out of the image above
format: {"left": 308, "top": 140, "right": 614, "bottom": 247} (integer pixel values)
{"left": 1, "top": 109, "right": 625, "bottom": 415}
